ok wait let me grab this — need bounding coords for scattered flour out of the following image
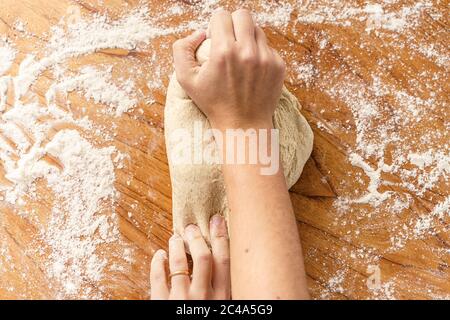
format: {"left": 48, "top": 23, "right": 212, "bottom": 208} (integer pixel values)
{"left": 291, "top": 62, "right": 317, "bottom": 87}
{"left": 0, "top": 40, "right": 16, "bottom": 76}
{"left": 347, "top": 153, "right": 393, "bottom": 206}
{"left": 255, "top": 1, "right": 294, "bottom": 28}
{"left": 369, "top": 279, "right": 397, "bottom": 300}
{"left": 42, "top": 130, "right": 119, "bottom": 298}
{"left": 325, "top": 269, "right": 346, "bottom": 296}
{"left": 0, "top": 0, "right": 448, "bottom": 300}
{"left": 414, "top": 196, "right": 450, "bottom": 237}
{"left": 0, "top": 77, "right": 10, "bottom": 112}
{"left": 0, "top": 6, "right": 161, "bottom": 298}
{"left": 47, "top": 66, "right": 137, "bottom": 117}
{"left": 259, "top": 0, "right": 448, "bottom": 299}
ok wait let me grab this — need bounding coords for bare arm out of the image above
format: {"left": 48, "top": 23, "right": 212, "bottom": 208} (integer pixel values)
{"left": 221, "top": 135, "right": 309, "bottom": 299}
{"left": 173, "top": 9, "right": 309, "bottom": 299}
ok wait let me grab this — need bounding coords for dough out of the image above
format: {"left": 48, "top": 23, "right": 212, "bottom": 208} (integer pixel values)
{"left": 165, "top": 39, "right": 313, "bottom": 241}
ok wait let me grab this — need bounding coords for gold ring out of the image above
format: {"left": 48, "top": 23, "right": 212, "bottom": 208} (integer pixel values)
{"left": 169, "top": 270, "right": 190, "bottom": 279}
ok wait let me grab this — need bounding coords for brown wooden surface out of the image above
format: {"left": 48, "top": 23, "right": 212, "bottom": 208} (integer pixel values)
{"left": 0, "top": 0, "right": 448, "bottom": 299}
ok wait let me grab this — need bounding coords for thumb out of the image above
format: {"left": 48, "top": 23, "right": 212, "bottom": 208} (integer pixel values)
{"left": 173, "top": 30, "right": 206, "bottom": 85}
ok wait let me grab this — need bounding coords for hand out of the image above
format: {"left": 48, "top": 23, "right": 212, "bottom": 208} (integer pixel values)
{"left": 150, "top": 215, "right": 230, "bottom": 300}
{"left": 172, "top": 9, "right": 286, "bottom": 130}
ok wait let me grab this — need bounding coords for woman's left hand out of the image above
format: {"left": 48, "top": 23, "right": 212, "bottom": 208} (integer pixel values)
{"left": 150, "top": 214, "right": 231, "bottom": 300}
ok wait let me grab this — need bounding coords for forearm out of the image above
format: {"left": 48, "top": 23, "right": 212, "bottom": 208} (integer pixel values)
{"left": 219, "top": 126, "right": 310, "bottom": 299}
{"left": 171, "top": 8, "right": 307, "bottom": 299}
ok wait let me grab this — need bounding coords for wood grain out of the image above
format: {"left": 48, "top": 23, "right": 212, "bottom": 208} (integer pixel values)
{"left": 0, "top": 0, "right": 448, "bottom": 299}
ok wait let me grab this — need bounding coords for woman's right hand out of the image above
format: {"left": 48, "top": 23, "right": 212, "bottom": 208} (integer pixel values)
{"left": 172, "top": 9, "right": 286, "bottom": 130}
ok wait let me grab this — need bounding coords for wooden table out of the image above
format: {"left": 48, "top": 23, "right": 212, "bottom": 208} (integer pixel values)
{"left": 0, "top": 0, "right": 448, "bottom": 299}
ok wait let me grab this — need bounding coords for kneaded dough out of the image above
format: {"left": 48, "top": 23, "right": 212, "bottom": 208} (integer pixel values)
{"left": 165, "top": 39, "right": 313, "bottom": 240}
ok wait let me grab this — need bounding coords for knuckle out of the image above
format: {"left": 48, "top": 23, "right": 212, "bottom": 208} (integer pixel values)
{"left": 277, "top": 60, "right": 286, "bottom": 74}
{"left": 214, "top": 47, "right": 234, "bottom": 64}
{"left": 196, "top": 250, "right": 212, "bottom": 263}
{"left": 212, "top": 233, "right": 229, "bottom": 241}
{"left": 151, "top": 271, "right": 165, "bottom": 282}
{"left": 172, "top": 256, "right": 186, "bottom": 266}
{"left": 239, "top": 51, "right": 257, "bottom": 65}
{"left": 218, "top": 255, "right": 230, "bottom": 267}
{"left": 274, "top": 53, "right": 286, "bottom": 68}
{"left": 258, "top": 56, "right": 270, "bottom": 67}
{"left": 271, "top": 56, "right": 286, "bottom": 73}
{"left": 220, "top": 47, "right": 234, "bottom": 58}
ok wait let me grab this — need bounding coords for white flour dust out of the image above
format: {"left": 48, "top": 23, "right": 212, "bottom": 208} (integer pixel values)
{"left": 0, "top": 6, "right": 166, "bottom": 298}
{"left": 47, "top": 66, "right": 137, "bottom": 117}
{"left": 42, "top": 130, "right": 120, "bottom": 297}
{"left": 0, "top": 39, "right": 16, "bottom": 76}
{"left": 0, "top": 0, "right": 448, "bottom": 299}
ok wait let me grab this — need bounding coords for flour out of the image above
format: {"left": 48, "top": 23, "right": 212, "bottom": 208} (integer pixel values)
{"left": 291, "top": 62, "right": 317, "bottom": 87}
{"left": 325, "top": 269, "right": 346, "bottom": 296}
{"left": 0, "top": 7, "right": 160, "bottom": 298}
{"left": 256, "top": 1, "right": 294, "bottom": 28}
{"left": 47, "top": 66, "right": 137, "bottom": 116}
{"left": 0, "top": 77, "right": 10, "bottom": 112}
{"left": 14, "top": 6, "right": 162, "bottom": 103}
{"left": 289, "top": 1, "right": 433, "bottom": 32}
{"left": 0, "top": 40, "right": 16, "bottom": 76}
{"left": 0, "top": 41, "right": 15, "bottom": 112}
{"left": 43, "top": 130, "right": 119, "bottom": 298}
{"left": 364, "top": 4, "right": 407, "bottom": 33}
{"left": 0, "top": 0, "right": 448, "bottom": 300}
{"left": 347, "top": 153, "right": 393, "bottom": 206}
{"left": 267, "top": 0, "right": 448, "bottom": 299}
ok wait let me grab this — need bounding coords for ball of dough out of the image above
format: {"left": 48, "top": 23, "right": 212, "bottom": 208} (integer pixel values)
{"left": 165, "top": 39, "right": 313, "bottom": 240}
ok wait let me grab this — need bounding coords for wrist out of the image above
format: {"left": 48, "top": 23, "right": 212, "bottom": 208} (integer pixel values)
{"left": 209, "top": 117, "right": 274, "bottom": 132}
{"left": 208, "top": 116, "right": 281, "bottom": 177}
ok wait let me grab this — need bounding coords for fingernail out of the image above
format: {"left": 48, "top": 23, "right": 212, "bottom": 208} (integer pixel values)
{"left": 184, "top": 224, "right": 199, "bottom": 240}
{"left": 155, "top": 249, "right": 167, "bottom": 259}
{"left": 210, "top": 214, "right": 224, "bottom": 227}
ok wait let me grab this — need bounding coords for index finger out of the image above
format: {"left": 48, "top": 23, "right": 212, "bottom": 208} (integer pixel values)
{"left": 172, "top": 30, "right": 206, "bottom": 85}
